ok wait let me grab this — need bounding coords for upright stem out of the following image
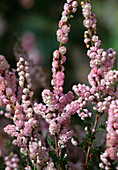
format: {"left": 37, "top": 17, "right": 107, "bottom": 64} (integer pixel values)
{"left": 84, "top": 114, "right": 100, "bottom": 169}
{"left": 55, "top": 135, "right": 63, "bottom": 170}
{"left": 84, "top": 145, "right": 91, "bottom": 170}
{"left": 84, "top": 91, "right": 101, "bottom": 169}
{"left": 55, "top": 135, "right": 59, "bottom": 159}
{"left": 82, "top": 0, "right": 102, "bottom": 165}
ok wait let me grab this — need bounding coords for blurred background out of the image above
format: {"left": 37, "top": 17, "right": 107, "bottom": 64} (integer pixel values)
{"left": 0, "top": 0, "right": 118, "bottom": 169}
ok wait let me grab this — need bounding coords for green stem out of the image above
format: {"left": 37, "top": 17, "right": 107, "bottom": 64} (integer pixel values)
{"left": 84, "top": 91, "right": 102, "bottom": 169}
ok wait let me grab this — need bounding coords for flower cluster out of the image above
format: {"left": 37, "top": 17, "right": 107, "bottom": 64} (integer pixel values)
{"left": 82, "top": 2, "right": 96, "bottom": 30}
{"left": 34, "top": 0, "right": 78, "bottom": 144}
{"left": 0, "top": 55, "right": 10, "bottom": 73}
{"left": 4, "top": 153, "right": 19, "bottom": 170}
{"left": 14, "top": 35, "right": 48, "bottom": 94}
{"left": 0, "top": 0, "right": 117, "bottom": 170}
{"left": 57, "top": 0, "right": 78, "bottom": 44}
{"left": 2, "top": 57, "right": 49, "bottom": 168}
{"left": 81, "top": 2, "right": 118, "bottom": 169}
{"left": 0, "top": 55, "right": 17, "bottom": 118}
{"left": 100, "top": 100, "right": 118, "bottom": 169}
{"left": 17, "top": 57, "right": 34, "bottom": 118}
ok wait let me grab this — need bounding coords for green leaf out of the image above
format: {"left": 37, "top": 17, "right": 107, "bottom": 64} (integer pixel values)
{"left": 34, "top": 165, "right": 37, "bottom": 170}
{"left": 72, "top": 135, "right": 84, "bottom": 147}
{"left": 80, "top": 164, "right": 84, "bottom": 167}
{"left": 59, "top": 147, "right": 66, "bottom": 162}
{"left": 93, "top": 109, "right": 98, "bottom": 115}
{"left": 20, "top": 152, "right": 25, "bottom": 159}
{"left": 20, "top": 153, "right": 32, "bottom": 167}
{"left": 4, "top": 140, "right": 11, "bottom": 154}
{"left": 48, "top": 150, "right": 62, "bottom": 169}
{"left": 45, "top": 133, "right": 55, "bottom": 149}
{"left": 55, "top": 163, "right": 60, "bottom": 170}
{"left": 91, "top": 146, "right": 103, "bottom": 155}
{"left": 48, "top": 150, "right": 58, "bottom": 163}
{"left": 97, "top": 123, "right": 107, "bottom": 130}
{"left": 114, "top": 161, "right": 118, "bottom": 166}
{"left": 0, "top": 157, "right": 5, "bottom": 169}
{"left": 0, "top": 106, "right": 8, "bottom": 113}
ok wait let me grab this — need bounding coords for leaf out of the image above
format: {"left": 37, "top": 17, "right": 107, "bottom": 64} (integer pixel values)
{"left": 34, "top": 166, "right": 37, "bottom": 170}
{"left": 114, "top": 161, "right": 118, "bottom": 166}
{"left": 48, "top": 150, "right": 62, "bottom": 169}
{"left": 97, "top": 123, "right": 107, "bottom": 130}
{"left": 80, "top": 164, "right": 84, "bottom": 167}
{"left": 4, "top": 140, "right": 11, "bottom": 154}
{"left": 72, "top": 135, "right": 79, "bottom": 143}
{"left": 91, "top": 146, "right": 103, "bottom": 155}
{"left": 45, "top": 133, "right": 55, "bottom": 149}
{"left": 59, "top": 147, "right": 66, "bottom": 162}
{"left": 0, "top": 157, "right": 5, "bottom": 169}
{"left": 20, "top": 153, "right": 26, "bottom": 159}
{"left": 55, "top": 163, "right": 60, "bottom": 170}
{"left": 48, "top": 150, "right": 58, "bottom": 163}
{"left": 20, "top": 153, "right": 32, "bottom": 167}
{"left": 93, "top": 109, "right": 98, "bottom": 115}
{"left": 0, "top": 106, "right": 8, "bottom": 113}
{"left": 72, "top": 135, "right": 84, "bottom": 147}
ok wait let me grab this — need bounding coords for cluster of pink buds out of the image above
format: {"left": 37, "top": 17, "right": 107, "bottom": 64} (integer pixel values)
{"left": 0, "top": 0, "right": 118, "bottom": 169}
{"left": 87, "top": 46, "right": 116, "bottom": 72}
{"left": 28, "top": 140, "right": 48, "bottom": 165}
{"left": 82, "top": 2, "right": 96, "bottom": 29}
{"left": 17, "top": 57, "right": 34, "bottom": 119}
{"left": 101, "top": 70, "right": 118, "bottom": 88}
{"left": 52, "top": 48, "right": 66, "bottom": 95}
{"left": 81, "top": 2, "right": 97, "bottom": 48}
{"left": 100, "top": 100, "right": 118, "bottom": 169}
{"left": 81, "top": 2, "right": 117, "bottom": 97}
{"left": 57, "top": 0, "right": 78, "bottom": 44}
{"left": 34, "top": 0, "right": 78, "bottom": 138}
{"left": 80, "top": 2, "right": 118, "bottom": 168}
{"left": 73, "top": 83, "right": 95, "bottom": 102}
{"left": 34, "top": 90, "right": 74, "bottom": 135}
{"left": 52, "top": 0, "right": 78, "bottom": 96}
{"left": 0, "top": 55, "right": 10, "bottom": 73}
{"left": 14, "top": 33, "right": 48, "bottom": 92}
{"left": 72, "top": 84, "right": 93, "bottom": 120}
{"left": 4, "top": 153, "right": 19, "bottom": 170}
{"left": 3, "top": 56, "right": 50, "bottom": 168}
{"left": 43, "top": 160, "right": 56, "bottom": 170}
{"left": 93, "top": 100, "right": 109, "bottom": 114}
{"left": 58, "top": 129, "right": 72, "bottom": 147}
{"left": 31, "top": 1, "right": 118, "bottom": 169}
{"left": 0, "top": 55, "right": 17, "bottom": 118}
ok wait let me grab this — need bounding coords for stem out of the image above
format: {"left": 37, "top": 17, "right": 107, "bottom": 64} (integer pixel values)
{"left": 84, "top": 145, "right": 90, "bottom": 170}
{"left": 89, "top": 28, "right": 94, "bottom": 46}
{"left": 55, "top": 135, "right": 59, "bottom": 159}
{"left": 84, "top": 91, "right": 101, "bottom": 169}
{"left": 54, "top": 135, "right": 62, "bottom": 170}
{"left": 82, "top": 0, "right": 102, "bottom": 165}
{"left": 84, "top": 114, "right": 100, "bottom": 169}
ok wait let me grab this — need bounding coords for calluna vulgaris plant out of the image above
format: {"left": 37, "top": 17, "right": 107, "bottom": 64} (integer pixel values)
{"left": 0, "top": 0, "right": 118, "bottom": 169}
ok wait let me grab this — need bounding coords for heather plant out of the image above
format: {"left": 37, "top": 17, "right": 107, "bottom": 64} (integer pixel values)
{"left": 0, "top": 0, "right": 118, "bottom": 170}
